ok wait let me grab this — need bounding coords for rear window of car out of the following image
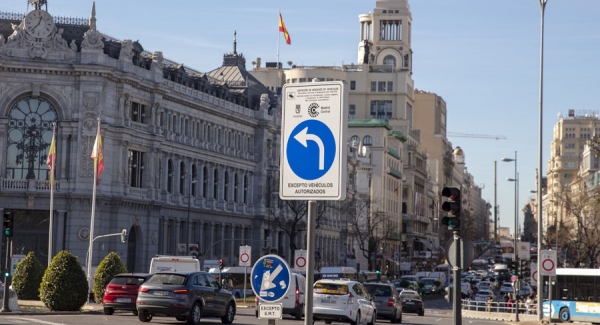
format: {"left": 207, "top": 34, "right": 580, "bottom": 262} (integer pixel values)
{"left": 146, "top": 274, "right": 187, "bottom": 285}
{"left": 110, "top": 276, "right": 148, "bottom": 285}
{"left": 314, "top": 283, "right": 349, "bottom": 295}
{"left": 365, "top": 285, "right": 391, "bottom": 296}
{"left": 400, "top": 293, "right": 420, "bottom": 300}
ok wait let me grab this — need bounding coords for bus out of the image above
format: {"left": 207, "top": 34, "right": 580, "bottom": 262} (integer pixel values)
{"left": 500, "top": 240, "right": 515, "bottom": 260}
{"left": 319, "top": 266, "right": 357, "bottom": 280}
{"left": 543, "top": 268, "right": 600, "bottom": 323}
{"left": 208, "top": 266, "right": 254, "bottom": 298}
{"left": 471, "top": 259, "right": 489, "bottom": 272}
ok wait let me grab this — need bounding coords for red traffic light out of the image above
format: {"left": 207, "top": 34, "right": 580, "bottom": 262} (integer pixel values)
{"left": 442, "top": 187, "right": 461, "bottom": 201}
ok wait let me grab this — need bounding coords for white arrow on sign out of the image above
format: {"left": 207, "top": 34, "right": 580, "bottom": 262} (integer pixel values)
{"left": 294, "top": 127, "right": 324, "bottom": 170}
{"left": 260, "top": 265, "right": 283, "bottom": 291}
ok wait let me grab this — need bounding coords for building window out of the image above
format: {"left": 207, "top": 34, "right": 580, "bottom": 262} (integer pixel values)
{"left": 224, "top": 171, "right": 229, "bottom": 201}
{"left": 370, "top": 100, "right": 393, "bottom": 120}
{"left": 378, "top": 81, "right": 386, "bottom": 92}
{"left": 128, "top": 150, "right": 144, "bottom": 188}
{"left": 191, "top": 164, "right": 197, "bottom": 196}
{"left": 202, "top": 166, "right": 208, "bottom": 198}
{"left": 131, "top": 101, "right": 147, "bottom": 123}
{"left": 350, "top": 81, "right": 356, "bottom": 90}
{"left": 6, "top": 97, "right": 58, "bottom": 180}
{"left": 387, "top": 81, "right": 393, "bottom": 92}
{"left": 167, "top": 159, "right": 173, "bottom": 193}
{"left": 244, "top": 175, "right": 248, "bottom": 204}
{"left": 363, "top": 136, "right": 373, "bottom": 146}
{"left": 213, "top": 169, "right": 219, "bottom": 200}
{"left": 234, "top": 174, "right": 239, "bottom": 203}
{"left": 383, "top": 55, "right": 396, "bottom": 67}
{"left": 370, "top": 82, "right": 376, "bottom": 92}
{"left": 349, "top": 104, "right": 356, "bottom": 120}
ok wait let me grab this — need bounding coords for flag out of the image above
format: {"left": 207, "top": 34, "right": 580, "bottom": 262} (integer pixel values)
{"left": 46, "top": 134, "right": 56, "bottom": 184}
{"left": 279, "top": 12, "right": 291, "bottom": 45}
{"left": 90, "top": 125, "right": 104, "bottom": 185}
{"left": 394, "top": 187, "right": 399, "bottom": 196}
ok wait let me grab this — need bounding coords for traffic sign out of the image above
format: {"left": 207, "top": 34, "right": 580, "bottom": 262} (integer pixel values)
{"left": 294, "top": 250, "right": 307, "bottom": 270}
{"left": 279, "top": 81, "right": 348, "bottom": 200}
{"left": 445, "top": 237, "right": 474, "bottom": 270}
{"left": 239, "top": 246, "right": 251, "bottom": 267}
{"left": 517, "top": 242, "right": 531, "bottom": 261}
{"left": 258, "top": 303, "right": 283, "bottom": 319}
{"left": 539, "top": 250, "right": 556, "bottom": 276}
{"left": 251, "top": 254, "right": 292, "bottom": 303}
{"left": 530, "top": 262, "right": 538, "bottom": 287}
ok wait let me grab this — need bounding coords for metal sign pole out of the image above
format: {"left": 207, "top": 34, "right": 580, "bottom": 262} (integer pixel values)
{"left": 1, "top": 237, "right": 11, "bottom": 313}
{"left": 243, "top": 266, "right": 247, "bottom": 303}
{"left": 452, "top": 230, "right": 461, "bottom": 325}
{"left": 304, "top": 200, "right": 316, "bottom": 325}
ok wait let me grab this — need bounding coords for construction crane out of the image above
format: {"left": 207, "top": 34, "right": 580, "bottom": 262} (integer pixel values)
{"left": 447, "top": 132, "right": 507, "bottom": 140}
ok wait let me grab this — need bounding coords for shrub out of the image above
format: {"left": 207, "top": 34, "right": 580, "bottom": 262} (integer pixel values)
{"left": 93, "top": 252, "right": 127, "bottom": 301}
{"left": 39, "top": 250, "right": 88, "bottom": 311}
{"left": 12, "top": 252, "right": 44, "bottom": 300}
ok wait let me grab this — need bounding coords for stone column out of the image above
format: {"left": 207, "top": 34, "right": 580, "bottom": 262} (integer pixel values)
{"left": 59, "top": 134, "right": 68, "bottom": 180}
{"left": 54, "top": 210, "right": 68, "bottom": 253}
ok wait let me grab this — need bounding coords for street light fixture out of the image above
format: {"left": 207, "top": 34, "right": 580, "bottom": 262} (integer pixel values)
{"left": 502, "top": 152, "right": 519, "bottom": 322}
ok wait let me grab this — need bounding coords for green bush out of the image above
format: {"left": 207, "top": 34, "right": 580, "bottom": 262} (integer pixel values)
{"left": 93, "top": 252, "right": 127, "bottom": 301}
{"left": 39, "top": 250, "right": 88, "bottom": 311}
{"left": 12, "top": 252, "right": 44, "bottom": 300}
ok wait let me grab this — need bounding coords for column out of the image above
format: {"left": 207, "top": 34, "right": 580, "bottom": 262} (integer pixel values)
{"left": 59, "top": 134, "right": 68, "bottom": 180}
{"left": 54, "top": 210, "right": 68, "bottom": 253}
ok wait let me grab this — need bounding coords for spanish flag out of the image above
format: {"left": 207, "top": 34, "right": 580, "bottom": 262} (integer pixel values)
{"left": 46, "top": 134, "right": 56, "bottom": 185}
{"left": 279, "top": 12, "right": 291, "bottom": 45}
{"left": 91, "top": 124, "right": 104, "bottom": 185}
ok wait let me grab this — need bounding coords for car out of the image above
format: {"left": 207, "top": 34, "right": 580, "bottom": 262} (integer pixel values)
{"left": 473, "top": 289, "right": 494, "bottom": 302}
{"left": 418, "top": 278, "right": 441, "bottom": 295}
{"left": 477, "top": 281, "right": 493, "bottom": 292}
{"left": 500, "top": 281, "right": 514, "bottom": 295}
{"left": 398, "top": 290, "right": 424, "bottom": 316}
{"left": 363, "top": 282, "right": 402, "bottom": 323}
{"left": 102, "top": 272, "right": 152, "bottom": 315}
{"left": 136, "top": 271, "right": 236, "bottom": 324}
{"left": 312, "top": 279, "right": 377, "bottom": 325}
{"left": 255, "top": 273, "right": 306, "bottom": 320}
{"left": 460, "top": 282, "right": 473, "bottom": 298}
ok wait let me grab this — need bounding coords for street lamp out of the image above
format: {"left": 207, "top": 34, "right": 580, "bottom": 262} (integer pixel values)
{"left": 502, "top": 152, "right": 519, "bottom": 322}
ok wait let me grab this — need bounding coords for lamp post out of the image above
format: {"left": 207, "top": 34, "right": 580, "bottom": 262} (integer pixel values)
{"left": 502, "top": 153, "right": 519, "bottom": 322}
{"left": 537, "top": 0, "right": 548, "bottom": 319}
{"left": 186, "top": 173, "right": 197, "bottom": 255}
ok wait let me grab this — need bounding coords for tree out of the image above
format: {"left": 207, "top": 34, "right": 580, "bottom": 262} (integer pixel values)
{"left": 39, "top": 250, "right": 88, "bottom": 311}
{"left": 345, "top": 193, "right": 395, "bottom": 271}
{"left": 12, "top": 252, "right": 44, "bottom": 300}
{"left": 93, "top": 252, "right": 128, "bottom": 302}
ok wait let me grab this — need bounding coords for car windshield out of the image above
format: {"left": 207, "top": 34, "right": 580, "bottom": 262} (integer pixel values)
{"left": 365, "top": 285, "right": 391, "bottom": 296}
{"left": 479, "top": 290, "right": 492, "bottom": 295}
{"left": 146, "top": 273, "right": 187, "bottom": 285}
{"left": 110, "top": 276, "right": 147, "bottom": 285}
{"left": 421, "top": 279, "right": 435, "bottom": 285}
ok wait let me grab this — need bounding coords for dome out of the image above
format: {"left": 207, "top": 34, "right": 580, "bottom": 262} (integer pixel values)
{"left": 453, "top": 146, "right": 464, "bottom": 156}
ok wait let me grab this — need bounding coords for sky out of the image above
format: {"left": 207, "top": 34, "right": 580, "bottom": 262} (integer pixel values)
{"left": 4, "top": 0, "right": 600, "bottom": 236}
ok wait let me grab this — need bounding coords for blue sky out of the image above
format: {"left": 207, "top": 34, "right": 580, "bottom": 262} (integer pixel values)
{"left": 5, "top": 0, "right": 600, "bottom": 235}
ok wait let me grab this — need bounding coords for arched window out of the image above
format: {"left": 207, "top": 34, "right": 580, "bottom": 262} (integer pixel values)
{"left": 179, "top": 161, "right": 185, "bottom": 194}
{"left": 6, "top": 97, "right": 58, "bottom": 180}
{"left": 363, "top": 135, "right": 373, "bottom": 146}
{"left": 243, "top": 175, "right": 248, "bottom": 204}
{"left": 167, "top": 159, "right": 173, "bottom": 193}
{"left": 350, "top": 135, "right": 360, "bottom": 148}
{"left": 213, "top": 169, "right": 219, "bottom": 200}
{"left": 202, "top": 166, "right": 208, "bottom": 198}
{"left": 191, "top": 164, "right": 197, "bottom": 197}
{"left": 383, "top": 55, "right": 396, "bottom": 67}
{"left": 234, "top": 173, "right": 239, "bottom": 203}
{"left": 224, "top": 171, "right": 229, "bottom": 201}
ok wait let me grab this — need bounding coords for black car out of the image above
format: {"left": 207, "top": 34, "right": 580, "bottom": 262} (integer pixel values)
{"left": 136, "top": 271, "right": 236, "bottom": 325}
{"left": 398, "top": 290, "right": 424, "bottom": 316}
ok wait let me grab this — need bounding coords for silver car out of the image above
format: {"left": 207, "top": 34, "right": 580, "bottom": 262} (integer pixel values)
{"left": 363, "top": 283, "right": 402, "bottom": 323}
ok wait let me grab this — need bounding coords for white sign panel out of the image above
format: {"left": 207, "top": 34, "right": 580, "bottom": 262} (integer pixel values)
{"left": 539, "top": 250, "right": 557, "bottom": 276}
{"left": 530, "top": 262, "right": 538, "bottom": 287}
{"left": 280, "top": 81, "right": 348, "bottom": 200}
{"left": 258, "top": 303, "right": 283, "bottom": 319}
{"left": 11, "top": 254, "right": 25, "bottom": 276}
{"left": 294, "top": 250, "right": 307, "bottom": 270}
{"left": 239, "top": 246, "right": 252, "bottom": 267}
{"left": 517, "top": 242, "right": 531, "bottom": 261}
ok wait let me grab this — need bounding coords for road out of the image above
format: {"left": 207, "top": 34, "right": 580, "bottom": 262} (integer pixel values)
{"left": 0, "top": 298, "right": 513, "bottom": 325}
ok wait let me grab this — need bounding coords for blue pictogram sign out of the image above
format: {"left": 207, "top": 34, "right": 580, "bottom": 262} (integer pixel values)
{"left": 286, "top": 120, "right": 336, "bottom": 180}
{"left": 250, "top": 255, "right": 292, "bottom": 303}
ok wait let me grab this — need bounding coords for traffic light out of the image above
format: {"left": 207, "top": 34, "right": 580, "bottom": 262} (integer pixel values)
{"left": 441, "top": 187, "right": 461, "bottom": 229}
{"left": 3, "top": 269, "right": 9, "bottom": 277}
{"left": 3, "top": 212, "right": 14, "bottom": 237}
{"left": 120, "top": 229, "right": 128, "bottom": 243}
{"left": 511, "top": 259, "right": 519, "bottom": 276}
{"left": 219, "top": 259, "right": 224, "bottom": 270}
{"left": 520, "top": 259, "right": 529, "bottom": 277}
{"left": 444, "top": 286, "right": 453, "bottom": 303}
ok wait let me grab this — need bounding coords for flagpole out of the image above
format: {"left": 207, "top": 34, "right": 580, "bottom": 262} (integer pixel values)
{"left": 276, "top": 11, "right": 281, "bottom": 96}
{"left": 87, "top": 118, "right": 100, "bottom": 300}
{"left": 48, "top": 123, "right": 56, "bottom": 266}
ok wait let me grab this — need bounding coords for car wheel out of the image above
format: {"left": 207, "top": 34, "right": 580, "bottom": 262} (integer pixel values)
{"left": 103, "top": 307, "right": 114, "bottom": 315}
{"left": 187, "top": 302, "right": 202, "bottom": 325}
{"left": 560, "top": 307, "right": 570, "bottom": 322}
{"left": 176, "top": 316, "right": 187, "bottom": 321}
{"left": 325, "top": 321, "right": 332, "bottom": 324}
{"left": 419, "top": 309, "right": 425, "bottom": 316}
{"left": 221, "top": 302, "right": 236, "bottom": 324}
{"left": 367, "top": 311, "right": 376, "bottom": 325}
{"left": 133, "top": 310, "right": 138, "bottom": 316}
{"left": 138, "top": 310, "right": 152, "bottom": 323}
{"left": 294, "top": 304, "right": 303, "bottom": 320}
{"left": 350, "top": 311, "right": 360, "bottom": 325}
{"left": 390, "top": 310, "right": 397, "bottom": 324}
{"left": 398, "top": 312, "right": 402, "bottom": 323}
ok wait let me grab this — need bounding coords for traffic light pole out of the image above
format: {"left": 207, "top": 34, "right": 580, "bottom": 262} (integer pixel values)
{"left": 452, "top": 230, "right": 461, "bottom": 325}
{"left": 1, "top": 237, "right": 11, "bottom": 313}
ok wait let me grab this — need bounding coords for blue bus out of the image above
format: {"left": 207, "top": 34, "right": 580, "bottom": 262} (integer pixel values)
{"left": 543, "top": 268, "right": 600, "bottom": 323}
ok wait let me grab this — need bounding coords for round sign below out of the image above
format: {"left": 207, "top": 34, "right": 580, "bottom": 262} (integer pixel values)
{"left": 295, "top": 256, "right": 306, "bottom": 268}
{"left": 240, "top": 252, "right": 250, "bottom": 263}
{"left": 532, "top": 270, "right": 538, "bottom": 282}
{"left": 542, "top": 259, "right": 555, "bottom": 272}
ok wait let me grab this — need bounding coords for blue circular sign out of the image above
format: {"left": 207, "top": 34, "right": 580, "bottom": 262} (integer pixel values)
{"left": 250, "top": 255, "right": 292, "bottom": 303}
{"left": 286, "top": 120, "right": 336, "bottom": 180}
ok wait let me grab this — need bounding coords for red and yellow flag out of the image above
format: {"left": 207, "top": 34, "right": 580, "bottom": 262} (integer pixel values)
{"left": 90, "top": 125, "right": 104, "bottom": 185}
{"left": 46, "top": 134, "right": 56, "bottom": 185}
{"left": 279, "top": 12, "right": 291, "bottom": 45}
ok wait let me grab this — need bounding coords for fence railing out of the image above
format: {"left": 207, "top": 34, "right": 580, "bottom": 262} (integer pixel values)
{"left": 461, "top": 299, "right": 537, "bottom": 315}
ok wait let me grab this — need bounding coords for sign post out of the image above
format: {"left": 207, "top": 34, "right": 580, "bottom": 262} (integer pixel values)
{"left": 280, "top": 81, "right": 348, "bottom": 325}
{"left": 239, "top": 246, "right": 251, "bottom": 303}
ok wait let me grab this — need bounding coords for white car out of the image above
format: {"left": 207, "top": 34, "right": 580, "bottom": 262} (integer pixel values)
{"left": 313, "top": 279, "right": 376, "bottom": 325}
{"left": 500, "top": 281, "right": 514, "bottom": 294}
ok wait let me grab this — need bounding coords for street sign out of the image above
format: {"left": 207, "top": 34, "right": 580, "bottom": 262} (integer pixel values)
{"left": 11, "top": 254, "right": 25, "bottom": 276}
{"left": 239, "top": 246, "right": 252, "bottom": 267}
{"left": 530, "top": 262, "right": 538, "bottom": 287}
{"left": 258, "top": 303, "right": 283, "bottom": 319}
{"left": 445, "top": 237, "right": 474, "bottom": 270}
{"left": 294, "top": 250, "right": 307, "bottom": 270}
{"left": 279, "top": 81, "right": 348, "bottom": 200}
{"left": 517, "top": 242, "right": 531, "bottom": 261}
{"left": 540, "top": 250, "right": 556, "bottom": 276}
{"left": 250, "top": 254, "right": 292, "bottom": 303}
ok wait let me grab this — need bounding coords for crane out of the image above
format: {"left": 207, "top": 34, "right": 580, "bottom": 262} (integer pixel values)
{"left": 447, "top": 132, "right": 507, "bottom": 140}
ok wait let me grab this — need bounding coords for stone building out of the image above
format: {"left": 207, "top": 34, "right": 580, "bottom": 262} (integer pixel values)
{"left": 0, "top": 2, "right": 280, "bottom": 272}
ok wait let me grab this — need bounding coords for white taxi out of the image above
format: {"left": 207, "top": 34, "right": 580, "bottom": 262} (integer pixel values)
{"left": 313, "top": 279, "right": 376, "bottom": 325}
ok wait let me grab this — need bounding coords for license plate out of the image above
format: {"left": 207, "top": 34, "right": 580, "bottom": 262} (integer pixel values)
{"left": 320, "top": 299, "right": 335, "bottom": 304}
{"left": 404, "top": 301, "right": 414, "bottom": 305}
{"left": 375, "top": 301, "right": 381, "bottom": 305}
{"left": 154, "top": 291, "right": 169, "bottom": 296}
{"left": 115, "top": 298, "right": 131, "bottom": 303}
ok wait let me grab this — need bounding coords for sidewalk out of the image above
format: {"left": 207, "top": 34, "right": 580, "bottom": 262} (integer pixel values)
{"left": 13, "top": 299, "right": 103, "bottom": 315}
